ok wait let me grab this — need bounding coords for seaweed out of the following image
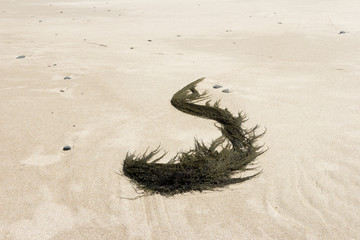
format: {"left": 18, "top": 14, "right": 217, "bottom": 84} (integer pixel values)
{"left": 122, "top": 78, "right": 266, "bottom": 196}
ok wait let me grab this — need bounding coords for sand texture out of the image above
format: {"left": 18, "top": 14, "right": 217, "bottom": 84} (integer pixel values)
{"left": 1, "top": 0, "right": 360, "bottom": 239}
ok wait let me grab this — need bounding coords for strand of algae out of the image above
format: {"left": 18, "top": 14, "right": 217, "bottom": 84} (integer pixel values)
{"left": 122, "top": 78, "right": 266, "bottom": 196}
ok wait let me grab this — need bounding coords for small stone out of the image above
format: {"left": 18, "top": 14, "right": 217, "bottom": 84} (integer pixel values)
{"left": 213, "top": 85, "right": 222, "bottom": 89}
{"left": 38, "top": 20, "right": 42, "bottom": 22}
{"left": 277, "top": 22, "right": 282, "bottom": 24}
{"left": 147, "top": 40, "right": 152, "bottom": 42}
{"left": 222, "top": 89, "right": 230, "bottom": 93}
{"left": 53, "top": 64, "right": 57, "bottom": 66}
{"left": 339, "top": 31, "right": 346, "bottom": 34}
{"left": 16, "top": 55, "right": 25, "bottom": 59}
{"left": 64, "top": 76, "right": 71, "bottom": 79}
{"left": 63, "top": 145, "right": 71, "bottom": 151}
{"left": 60, "top": 90, "right": 65, "bottom": 92}
{"left": 130, "top": 47, "right": 134, "bottom": 49}
{"left": 177, "top": 35, "right": 181, "bottom": 37}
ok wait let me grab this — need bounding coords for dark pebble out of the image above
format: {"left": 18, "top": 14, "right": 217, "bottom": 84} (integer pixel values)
{"left": 60, "top": 90, "right": 65, "bottom": 92}
{"left": 339, "top": 31, "right": 346, "bottom": 34}
{"left": 148, "top": 40, "right": 152, "bottom": 42}
{"left": 63, "top": 145, "right": 71, "bottom": 151}
{"left": 16, "top": 55, "right": 25, "bottom": 59}
{"left": 222, "top": 89, "right": 230, "bottom": 93}
{"left": 64, "top": 76, "right": 71, "bottom": 79}
{"left": 213, "top": 85, "right": 222, "bottom": 89}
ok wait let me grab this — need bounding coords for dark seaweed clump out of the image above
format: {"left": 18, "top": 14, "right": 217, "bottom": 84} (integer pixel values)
{"left": 122, "top": 78, "right": 266, "bottom": 196}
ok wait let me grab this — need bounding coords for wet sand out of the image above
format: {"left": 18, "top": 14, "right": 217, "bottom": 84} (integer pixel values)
{"left": 1, "top": 0, "right": 360, "bottom": 239}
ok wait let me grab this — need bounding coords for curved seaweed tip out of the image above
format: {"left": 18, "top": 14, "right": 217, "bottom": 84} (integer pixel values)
{"left": 122, "top": 77, "right": 266, "bottom": 196}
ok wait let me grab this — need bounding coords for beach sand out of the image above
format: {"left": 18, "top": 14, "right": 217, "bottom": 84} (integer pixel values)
{"left": 1, "top": 0, "right": 360, "bottom": 239}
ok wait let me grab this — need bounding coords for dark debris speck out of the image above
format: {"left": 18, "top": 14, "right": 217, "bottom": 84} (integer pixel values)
{"left": 222, "top": 89, "right": 230, "bottom": 93}
{"left": 63, "top": 145, "right": 71, "bottom": 151}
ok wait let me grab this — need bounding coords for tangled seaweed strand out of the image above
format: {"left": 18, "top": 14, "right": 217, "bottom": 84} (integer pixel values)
{"left": 123, "top": 78, "right": 266, "bottom": 196}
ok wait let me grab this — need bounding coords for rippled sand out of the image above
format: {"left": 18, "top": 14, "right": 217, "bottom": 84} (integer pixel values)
{"left": 1, "top": 0, "right": 360, "bottom": 239}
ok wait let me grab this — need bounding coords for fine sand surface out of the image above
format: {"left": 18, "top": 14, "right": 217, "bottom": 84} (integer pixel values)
{"left": 1, "top": 0, "right": 360, "bottom": 239}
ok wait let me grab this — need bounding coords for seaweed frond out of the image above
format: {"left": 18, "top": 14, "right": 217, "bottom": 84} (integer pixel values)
{"left": 122, "top": 78, "right": 266, "bottom": 196}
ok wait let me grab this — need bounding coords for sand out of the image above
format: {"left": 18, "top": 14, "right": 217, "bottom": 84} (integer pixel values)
{"left": 1, "top": 0, "right": 360, "bottom": 239}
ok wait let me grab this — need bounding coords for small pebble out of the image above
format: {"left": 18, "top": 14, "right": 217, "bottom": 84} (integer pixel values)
{"left": 338, "top": 31, "right": 346, "bottom": 34}
{"left": 64, "top": 76, "right": 71, "bottom": 79}
{"left": 16, "top": 55, "right": 25, "bottom": 59}
{"left": 213, "top": 85, "right": 222, "bottom": 89}
{"left": 60, "top": 90, "right": 65, "bottom": 92}
{"left": 130, "top": 47, "right": 134, "bottom": 49}
{"left": 222, "top": 89, "right": 230, "bottom": 93}
{"left": 177, "top": 35, "right": 181, "bottom": 37}
{"left": 147, "top": 39, "right": 152, "bottom": 42}
{"left": 63, "top": 145, "right": 71, "bottom": 151}
{"left": 53, "top": 64, "right": 57, "bottom": 66}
